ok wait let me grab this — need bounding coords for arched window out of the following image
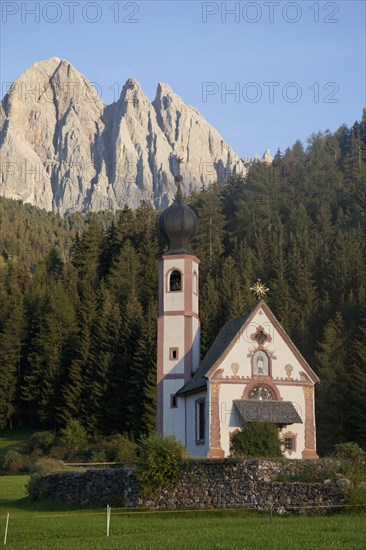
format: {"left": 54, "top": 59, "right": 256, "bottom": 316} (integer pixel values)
{"left": 169, "top": 270, "right": 182, "bottom": 292}
{"left": 247, "top": 385, "right": 274, "bottom": 401}
{"left": 193, "top": 271, "right": 198, "bottom": 295}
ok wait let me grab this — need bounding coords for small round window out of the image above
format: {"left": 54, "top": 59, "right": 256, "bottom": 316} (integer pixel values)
{"left": 247, "top": 385, "right": 274, "bottom": 401}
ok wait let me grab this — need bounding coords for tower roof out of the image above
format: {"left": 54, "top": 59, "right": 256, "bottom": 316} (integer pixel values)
{"left": 158, "top": 185, "right": 198, "bottom": 255}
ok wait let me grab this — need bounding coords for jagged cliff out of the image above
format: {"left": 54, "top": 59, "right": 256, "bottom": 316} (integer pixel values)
{"left": 0, "top": 58, "right": 254, "bottom": 214}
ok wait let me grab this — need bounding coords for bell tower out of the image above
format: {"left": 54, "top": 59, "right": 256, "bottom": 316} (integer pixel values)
{"left": 157, "top": 165, "right": 200, "bottom": 442}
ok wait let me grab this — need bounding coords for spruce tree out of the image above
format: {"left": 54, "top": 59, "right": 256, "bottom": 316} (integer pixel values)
{"left": 60, "top": 280, "right": 97, "bottom": 426}
{"left": 200, "top": 275, "right": 221, "bottom": 356}
{"left": 23, "top": 282, "right": 78, "bottom": 427}
{"left": 315, "top": 313, "right": 349, "bottom": 454}
{"left": 86, "top": 284, "right": 122, "bottom": 434}
{"left": 218, "top": 257, "right": 246, "bottom": 323}
{"left": 348, "top": 322, "right": 366, "bottom": 448}
{"left": 190, "top": 181, "right": 226, "bottom": 279}
{"left": 107, "top": 240, "right": 141, "bottom": 306}
{"left": 71, "top": 216, "right": 103, "bottom": 285}
{"left": 0, "top": 304, "right": 25, "bottom": 429}
{"left": 129, "top": 299, "right": 157, "bottom": 437}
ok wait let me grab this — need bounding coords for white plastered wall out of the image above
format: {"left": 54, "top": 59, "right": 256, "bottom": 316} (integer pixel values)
{"left": 163, "top": 258, "right": 185, "bottom": 312}
{"left": 210, "top": 307, "right": 314, "bottom": 458}
{"left": 159, "top": 254, "right": 201, "bottom": 446}
{"left": 163, "top": 316, "right": 185, "bottom": 375}
{"left": 164, "top": 379, "right": 186, "bottom": 443}
{"left": 185, "top": 391, "right": 209, "bottom": 458}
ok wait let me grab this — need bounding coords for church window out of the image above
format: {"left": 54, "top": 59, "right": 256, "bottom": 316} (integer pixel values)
{"left": 284, "top": 437, "right": 294, "bottom": 450}
{"left": 247, "top": 385, "right": 274, "bottom": 401}
{"left": 169, "top": 347, "right": 179, "bottom": 360}
{"left": 193, "top": 271, "right": 198, "bottom": 295}
{"left": 195, "top": 398, "right": 205, "bottom": 445}
{"left": 282, "top": 431, "right": 297, "bottom": 454}
{"left": 169, "top": 270, "right": 182, "bottom": 291}
{"left": 171, "top": 394, "right": 178, "bottom": 408}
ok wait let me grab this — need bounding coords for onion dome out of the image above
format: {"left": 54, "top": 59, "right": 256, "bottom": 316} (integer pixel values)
{"left": 159, "top": 175, "right": 198, "bottom": 255}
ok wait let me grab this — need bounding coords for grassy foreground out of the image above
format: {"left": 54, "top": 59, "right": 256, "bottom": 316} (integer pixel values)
{"left": 1, "top": 476, "right": 366, "bottom": 549}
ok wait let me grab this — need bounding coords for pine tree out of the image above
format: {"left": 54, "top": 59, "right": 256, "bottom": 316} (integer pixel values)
{"left": 342, "top": 122, "right": 366, "bottom": 192}
{"left": 60, "top": 280, "right": 97, "bottom": 426}
{"left": 348, "top": 322, "right": 366, "bottom": 448}
{"left": 22, "top": 282, "right": 78, "bottom": 427}
{"left": 218, "top": 257, "right": 246, "bottom": 324}
{"left": 46, "top": 247, "right": 64, "bottom": 280}
{"left": 86, "top": 285, "right": 122, "bottom": 434}
{"left": 0, "top": 304, "right": 25, "bottom": 429}
{"left": 71, "top": 216, "right": 103, "bottom": 285}
{"left": 289, "top": 233, "right": 319, "bottom": 356}
{"left": 268, "top": 225, "right": 293, "bottom": 330}
{"left": 129, "top": 299, "right": 157, "bottom": 437}
{"left": 107, "top": 240, "right": 141, "bottom": 306}
{"left": 315, "top": 313, "right": 349, "bottom": 454}
{"left": 105, "top": 288, "right": 143, "bottom": 435}
{"left": 348, "top": 366, "right": 366, "bottom": 448}
{"left": 190, "top": 182, "right": 226, "bottom": 278}
{"left": 121, "top": 291, "right": 143, "bottom": 434}
{"left": 138, "top": 223, "right": 159, "bottom": 308}
{"left": 200, "top": 275, "right": 221, "bottom": 356}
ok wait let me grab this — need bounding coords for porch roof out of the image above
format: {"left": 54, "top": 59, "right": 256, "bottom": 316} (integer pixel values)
{"left": 233, "top": 400, "right": 303, "bottom": 425}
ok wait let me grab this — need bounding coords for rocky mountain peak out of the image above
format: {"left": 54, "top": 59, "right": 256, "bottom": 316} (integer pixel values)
{"left": 0, "top": 58, "right": 253, "bottom": 214}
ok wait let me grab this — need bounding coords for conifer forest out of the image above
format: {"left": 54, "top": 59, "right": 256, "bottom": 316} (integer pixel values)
{"left": 1, "top": 114, "right": 366, "bottom": 456}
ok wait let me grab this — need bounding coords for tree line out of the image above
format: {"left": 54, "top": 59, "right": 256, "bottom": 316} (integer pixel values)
{"left": 0, "top": 110, "right": 366, "bottom": 455}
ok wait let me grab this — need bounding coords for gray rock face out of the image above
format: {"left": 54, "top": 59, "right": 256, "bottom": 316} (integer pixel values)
{"left": 0, "top": 58, "right": 247, "bottom": 214}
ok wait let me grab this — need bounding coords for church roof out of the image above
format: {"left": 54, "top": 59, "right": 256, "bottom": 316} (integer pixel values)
{"left": 233, "top": 400, "right": 303, "bottom": 425}
{"left": 177, "top": 300, "right": 319, "bottom": 396}
{"left": 176, "top": 313, "right": 251, "bottom": 395}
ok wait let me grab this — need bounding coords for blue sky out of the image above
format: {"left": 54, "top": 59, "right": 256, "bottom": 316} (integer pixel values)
{"left": 1, "top": 0, "right": 365, "bottom": 157}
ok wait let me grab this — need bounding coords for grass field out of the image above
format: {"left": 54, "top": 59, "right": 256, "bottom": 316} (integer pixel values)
{"left": 1, "top": 475, "right": 366, "bottom": 549}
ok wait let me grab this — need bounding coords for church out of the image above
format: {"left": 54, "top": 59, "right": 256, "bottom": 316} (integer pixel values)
{"left": 157, "top": 177, "right": 319, "bottom": 459}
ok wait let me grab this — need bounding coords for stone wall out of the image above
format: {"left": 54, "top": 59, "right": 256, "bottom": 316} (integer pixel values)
{"left": 29, "top": 468, "right": 140, "bottom": 507}
{"left": 29, "top": 459, "right": 347, "bottom": 513}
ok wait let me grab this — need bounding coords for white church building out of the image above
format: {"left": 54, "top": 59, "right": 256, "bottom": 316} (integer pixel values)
{"left": 157, "top": 182, "right": 319, "bottom": 459}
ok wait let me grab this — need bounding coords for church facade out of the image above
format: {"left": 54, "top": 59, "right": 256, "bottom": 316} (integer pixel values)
{"left": 157, "top": 185, "right": 319, "bottom": 459}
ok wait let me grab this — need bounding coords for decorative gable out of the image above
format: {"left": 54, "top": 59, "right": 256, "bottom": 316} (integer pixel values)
{"left": 206, "top": 300, "right": 319, "bottom": 385}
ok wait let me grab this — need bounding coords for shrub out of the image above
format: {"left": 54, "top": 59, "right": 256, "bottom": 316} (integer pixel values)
{"left": 138, "top": 433, "right": 186, "bottom": 496}
{"left": 334, "top": 442, "right": 366, "bottom": 482}
{"left": 106, "top": 434, "right": 137, "bottom": 462}
{"left": 2, "top": 450, "right": 29, "bottom": 473}
{"left": 344, "top": 486, "right": 366, "bottom": 510}
{"left": 28, "top": 474, "right": 55, "bottom": 500}
{"left": 230, "top": 422, "right": 283, "bottom": 459}
{"left": 276, "top": 459, "right": 339, "bottom": 483}
{"left": 29, "top": 431, "right": 56, "bottom": 454}
{"left": 27, "top": 475, "right": 44, "bottom": 500}
{"left": 334, "top": 442, "right": 365, "bottom": 463}
{"left": 30, "top": 457, "right": 66, "bottom": 475}
{"left": 48, "top": 445, "right": 70, "bottom": 461}
{"left": 59, "top": 419, "right": 88, "bottom": 451}
{"left": 30, "top": 448, "right": 43, "bottom": 461}
{"left": 91, "top": 450, "right": 107, "bottom": 463}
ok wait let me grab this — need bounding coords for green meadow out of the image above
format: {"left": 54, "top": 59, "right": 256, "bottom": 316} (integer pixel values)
{"left": 0, "top": 475, "right": 365, "bottom": 550}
